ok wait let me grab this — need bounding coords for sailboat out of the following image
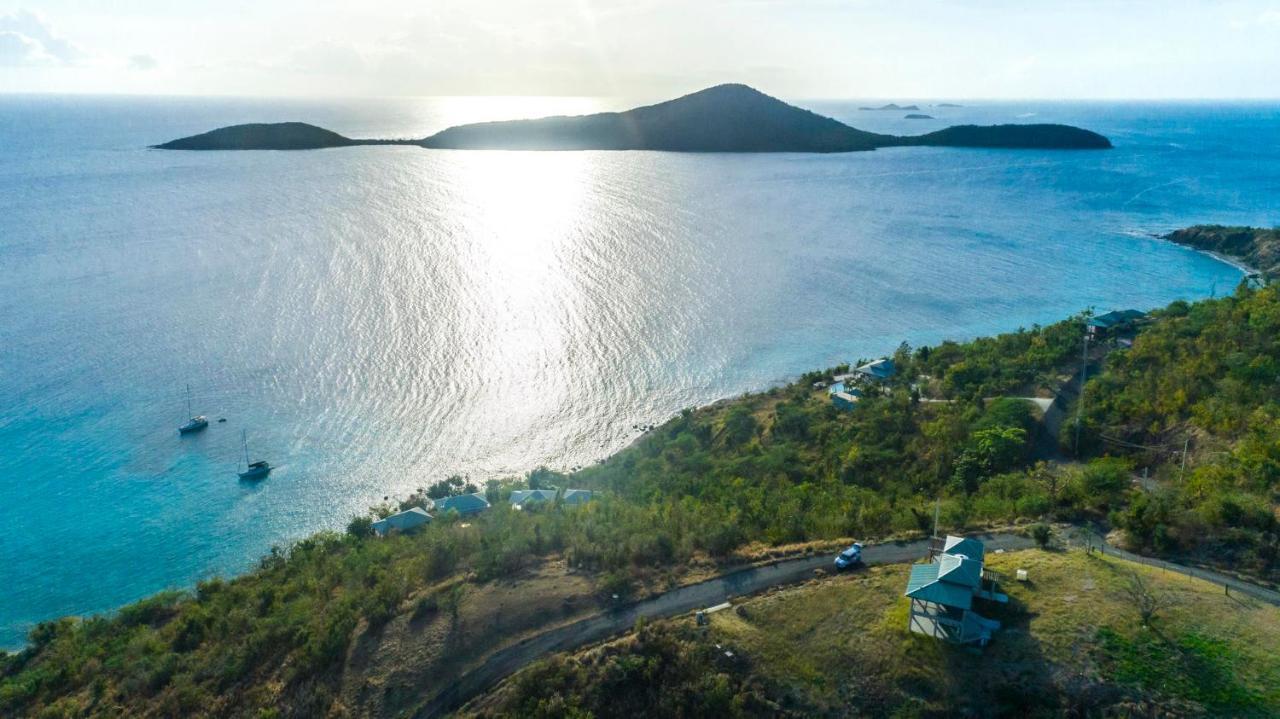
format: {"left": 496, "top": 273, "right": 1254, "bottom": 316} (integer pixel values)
{"left": 178, "top": 384, "right": 208, "bottom": 434}
{"left": 237, "top": 429, "right": 272, "bottom": 480}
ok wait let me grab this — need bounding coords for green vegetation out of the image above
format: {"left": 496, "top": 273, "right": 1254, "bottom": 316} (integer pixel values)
{"left": 1079, "top": 284, "right": 1280, "bottom": 578}
{"left": 1166, "top": 225, "right": 1280, "bottom": 280}
{"left": 467, "top": 550, "right": 1280, "bottom": 718}
{"left": 9, "top": 243, "right": 1280, "bottom": 716}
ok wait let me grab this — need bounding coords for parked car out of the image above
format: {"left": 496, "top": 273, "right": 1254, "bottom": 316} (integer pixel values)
{"left": 834, "top": 542, "right": 863, "bottom": 570}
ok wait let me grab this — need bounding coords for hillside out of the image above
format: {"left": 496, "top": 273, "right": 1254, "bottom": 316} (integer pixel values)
{"left": 1165, "top": 225, "right": 1280, "bottom": 279}
{"left": 464, "top": 549, "right": 1280, "bottom": 717}
{"left": 7, "top": 233, "right": 1280, "bottom": 717}
{"left": 419, "top": 84, "right": 888, "bottom": 152}
{"left": 154, "top": 84, "right": 1110, "bottom": 152}
{"left": 152, "top": 122, "right": 359, "bottom": 150}
{"left": 892, "top": 123, "right": 1113, "bottom": 149}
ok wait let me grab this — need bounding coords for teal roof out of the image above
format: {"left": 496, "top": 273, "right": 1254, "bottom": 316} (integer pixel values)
{"left": 904, "top": 563, "right": 973, "bottom": 609}
{"left": 510, "top": 489, "right": 558, "bottom": 507}
{"left": 1088, "top": 309, "right": 1145, "bottom": 328}
{"left": 856, "top": 358, "right": 896, "bottom": 379}
{"left": 433, "top": 493, "right": 490, "bottom": 515}
{"left": 371, "top": 507, "right": 433, "bottom": 534}
{"left": 562, "top": 489, "right": 594, "bottom": 505}
{"left": 937, "top": 553, "right": 982, "bottom": 588}
{"left": 942, "top": 535, "right": 985, "bottom": 561}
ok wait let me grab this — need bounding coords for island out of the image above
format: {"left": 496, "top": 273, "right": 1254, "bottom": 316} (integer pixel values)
{"left": 154, "top": 84, "right": 1112, "bottom": 153}
{"left": 1165, "top": 225, "right": 1280, "bottom": 280}
{"left": 904, "top": 113, "right": 934, "bottom": 120}
{"left": 152, "top": 122, "right": 420, "bottom": 151}
{"left": 936, "top": 102, "right": 963, "bottom": 107}
{"left": 859, "top": 102, "right": 921, "bottom": 111}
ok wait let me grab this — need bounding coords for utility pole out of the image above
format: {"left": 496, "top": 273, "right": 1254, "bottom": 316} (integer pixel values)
{"left": 933, "top": 498, "right": 940, "bottom": 540}
{"left": 1074, "top": 327, "right": 1090, "bottom": 456}
{"left": 1180, "top": 437, "right": 1190, "bottom": 481}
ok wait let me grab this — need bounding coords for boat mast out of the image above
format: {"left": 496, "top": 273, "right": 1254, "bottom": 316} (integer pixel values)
{"left": 242, "top": 429, "right": 250, "bottom": 469}
{"left": 186, "top": 383, "right": 193, "bottom": 418}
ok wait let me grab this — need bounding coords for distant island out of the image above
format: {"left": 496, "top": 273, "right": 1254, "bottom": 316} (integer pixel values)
{"left": 1165, "top": 225, "right": 1280, "bottom": 280}
{"left": 155, "top": 84, "right": 1112, "bottom": 153}
{"left": 936, "top": 102, "right": 963, "bottom": 108}
{"left": 904, "top": 113, "right": 934, "bottom": 120}
{"left": 859, "top": 103, "right": 921, "bottom": 111}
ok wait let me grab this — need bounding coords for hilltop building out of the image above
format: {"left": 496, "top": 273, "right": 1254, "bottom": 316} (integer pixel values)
{"left": 1086, "top": 309, "right": 1146, "bottom": 338}
{"left": 431, "top": 492, "right": 491, "bottom": 517}
{"left": 371, "top": 507, "right": 433, "bottom": 536}
{"left": 561, "top": 489, "right": 594, "bottom": 506}
{"left": 509, "top": 489, "right": 558, "bottom": 509}
{"left": 855, "top": 358, "right": 896, "bottom": 382}
{"left": 904, "top": 535, "right": 1007, "bottom": 646}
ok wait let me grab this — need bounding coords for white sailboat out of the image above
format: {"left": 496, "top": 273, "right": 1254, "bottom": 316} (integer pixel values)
{"left": 237, "top": 429, "right": 272, "bottom": 480}
{"left": 178, "top": 384, "right": 208, "bottom": 434}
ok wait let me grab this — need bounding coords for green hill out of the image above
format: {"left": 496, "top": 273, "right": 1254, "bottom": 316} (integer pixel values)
{"left": 154, "top": 84, "right": 1111, "bottom": 153}
{"left": 1165, "top": 225, "right": 1280, "bottom": 279}
{"left": 153, "top": 122, "right": 357, "bottom": 150}
{"left": 8, "top": 227, "right": 1280, "bottom": 718}
{"left": 465, "top": 549, "right": 1280, "bottom": 717}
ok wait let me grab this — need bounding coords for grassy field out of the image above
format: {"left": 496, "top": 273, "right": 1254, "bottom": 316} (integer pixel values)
{"left": 467, "top": 548, "right": 1280, "bottom": 718}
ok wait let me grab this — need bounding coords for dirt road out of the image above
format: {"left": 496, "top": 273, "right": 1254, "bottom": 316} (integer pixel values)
{"left": 415, "top": 531, "right": 1034, "bottom": 717}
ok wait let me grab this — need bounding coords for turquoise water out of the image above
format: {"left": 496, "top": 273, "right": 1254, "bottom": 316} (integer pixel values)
{"left": 0, "top": 96, "right": 1274, "bottom": 647}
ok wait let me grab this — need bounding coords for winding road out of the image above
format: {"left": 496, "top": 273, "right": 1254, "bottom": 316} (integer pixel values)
{"left": 414, "top": 531, "right": 1035, "bottom": 718}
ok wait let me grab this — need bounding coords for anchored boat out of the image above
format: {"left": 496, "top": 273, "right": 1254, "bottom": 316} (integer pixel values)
{"left": 178, "top": 383, "right": 208, "bottom": 434}
{"left": 237, "top": 429, "right": 272, "bottom": 480}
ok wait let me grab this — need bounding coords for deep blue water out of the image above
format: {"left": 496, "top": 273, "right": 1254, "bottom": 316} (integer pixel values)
{"left": 0, "top": 95, "right": 1275, "bottom": 647}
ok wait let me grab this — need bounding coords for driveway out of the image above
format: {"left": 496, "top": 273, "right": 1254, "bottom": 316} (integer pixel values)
{"left": 414, "top": 531, "right": 1034, "bottom": 717}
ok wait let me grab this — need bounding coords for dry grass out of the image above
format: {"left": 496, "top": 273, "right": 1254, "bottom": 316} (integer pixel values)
{"left": 694, "top": 548, "right": 1280, "bottom": 716}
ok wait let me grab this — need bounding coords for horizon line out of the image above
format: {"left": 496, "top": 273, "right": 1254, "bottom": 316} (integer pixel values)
{"left": 4, "top": 89, "right": 1280, "bottom": 104}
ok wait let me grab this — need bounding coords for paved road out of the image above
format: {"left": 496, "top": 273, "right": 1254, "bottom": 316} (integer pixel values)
{"left": 414, "top": 531, "right": 1034, "bottom": 718}
{"left": 1094, "top": 540, "right": 1280, "bottom": 607}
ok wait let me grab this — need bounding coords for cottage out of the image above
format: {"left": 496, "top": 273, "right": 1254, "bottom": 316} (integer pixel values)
{"left": 431, "top": 492, "right": 491, "bottom": 517}
{"left": 1086, "top": 309, "right": 1146, "bottom": 338}
{"left": 904, "top": 535, "right": 1007, "bottom": 646}
{"left": 561, "top": 489, "right": 594, "bottom": 506}
{"left": 831, "top": 389, "right": 862, "bottom": 411}
{"left": 371, "top": 507, "right": 433, "bottom": 536}
{"left": 855, "top": 358, "right": 896, "bottom": 382}
{"left": 509, "top": 488, "right": 558, "bottom": 509}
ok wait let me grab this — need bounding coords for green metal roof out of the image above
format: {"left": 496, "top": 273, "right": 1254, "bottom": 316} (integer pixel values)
{"left": 904, "top": 563, "right": 973, "bottom": 610}
{"left": 937, "top": 553, "right": 983, "bottom": 588}
{"left": 942, "top": 535, "right": 985, "bottom": 561}
{"left": 433, "top": 493, "right": 491, "bottom": 514}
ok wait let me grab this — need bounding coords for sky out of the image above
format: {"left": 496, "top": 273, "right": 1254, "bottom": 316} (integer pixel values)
{"left": 2, "top": 1, "right": 1280, "bottom": 99}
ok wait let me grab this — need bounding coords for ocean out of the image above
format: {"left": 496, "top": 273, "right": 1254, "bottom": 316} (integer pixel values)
{"left": 0, "top": 94, "right": 1275, "bottom": 647}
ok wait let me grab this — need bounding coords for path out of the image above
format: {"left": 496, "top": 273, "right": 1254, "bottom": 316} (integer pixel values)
{"left": 414, "top": 532, "right": 1033, "bottom": 718}
{"left": 1080, "top": 534, "right": 1280, "bottom": 607}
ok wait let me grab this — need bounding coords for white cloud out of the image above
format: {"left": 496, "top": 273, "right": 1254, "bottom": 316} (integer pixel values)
{"left": 0, "top": 29, "right": 51, "bottom": 66}
{"left": 287, "top": 40, "right": 366, "bottom": 75}
{"left": 127, "top": 53, "right": 158, "bottom": 71}
{"left": 0, "top": 10, "right": 83, "bottom": 66}
{"left": 1260, "top": 9, "right": 1280, "bottom": 26}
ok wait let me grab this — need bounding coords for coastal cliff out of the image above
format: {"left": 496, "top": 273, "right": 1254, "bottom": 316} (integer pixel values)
{"left": 1165, "top": 225, "right": 1280, "bottom": 280}
{"left": 155, "top": 84, "right": 1112, "bottom": 153}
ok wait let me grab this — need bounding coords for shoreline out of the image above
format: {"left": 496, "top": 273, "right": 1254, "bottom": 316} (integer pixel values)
{"left": 1152, "top": 226, "right": 1270, "bottom": 281}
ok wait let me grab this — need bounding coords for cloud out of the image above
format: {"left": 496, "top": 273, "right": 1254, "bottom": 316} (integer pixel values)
{"left": 1261, "top": 9, "right": 1280, "bottom": 26}
{"left": 0, "top": 10, "right": 83, "bottom": 66}
{"left": 288, "top": 40, "right": 367, "bottom": 75}
{"left": 128, "top": 53, "right": 158, "bottom": 71}
{"left": 0, "top": 29, "right": 50, "bottom": 66}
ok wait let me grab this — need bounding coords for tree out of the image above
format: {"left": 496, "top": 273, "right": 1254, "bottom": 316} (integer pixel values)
{"left": 427, "top": 474, "right": 479, "bottom": 499}
{"left": 346, "top": 515, "right": 374, "bottom": 539}
{"left": 1030, "top": 522, "right": 1052, "bottom": 548}
{"left": 1122, "top": 570, "right": 1169, "bottom": 627}
{"left": 722, "top": 406, "right": 758, "bottom": 447}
